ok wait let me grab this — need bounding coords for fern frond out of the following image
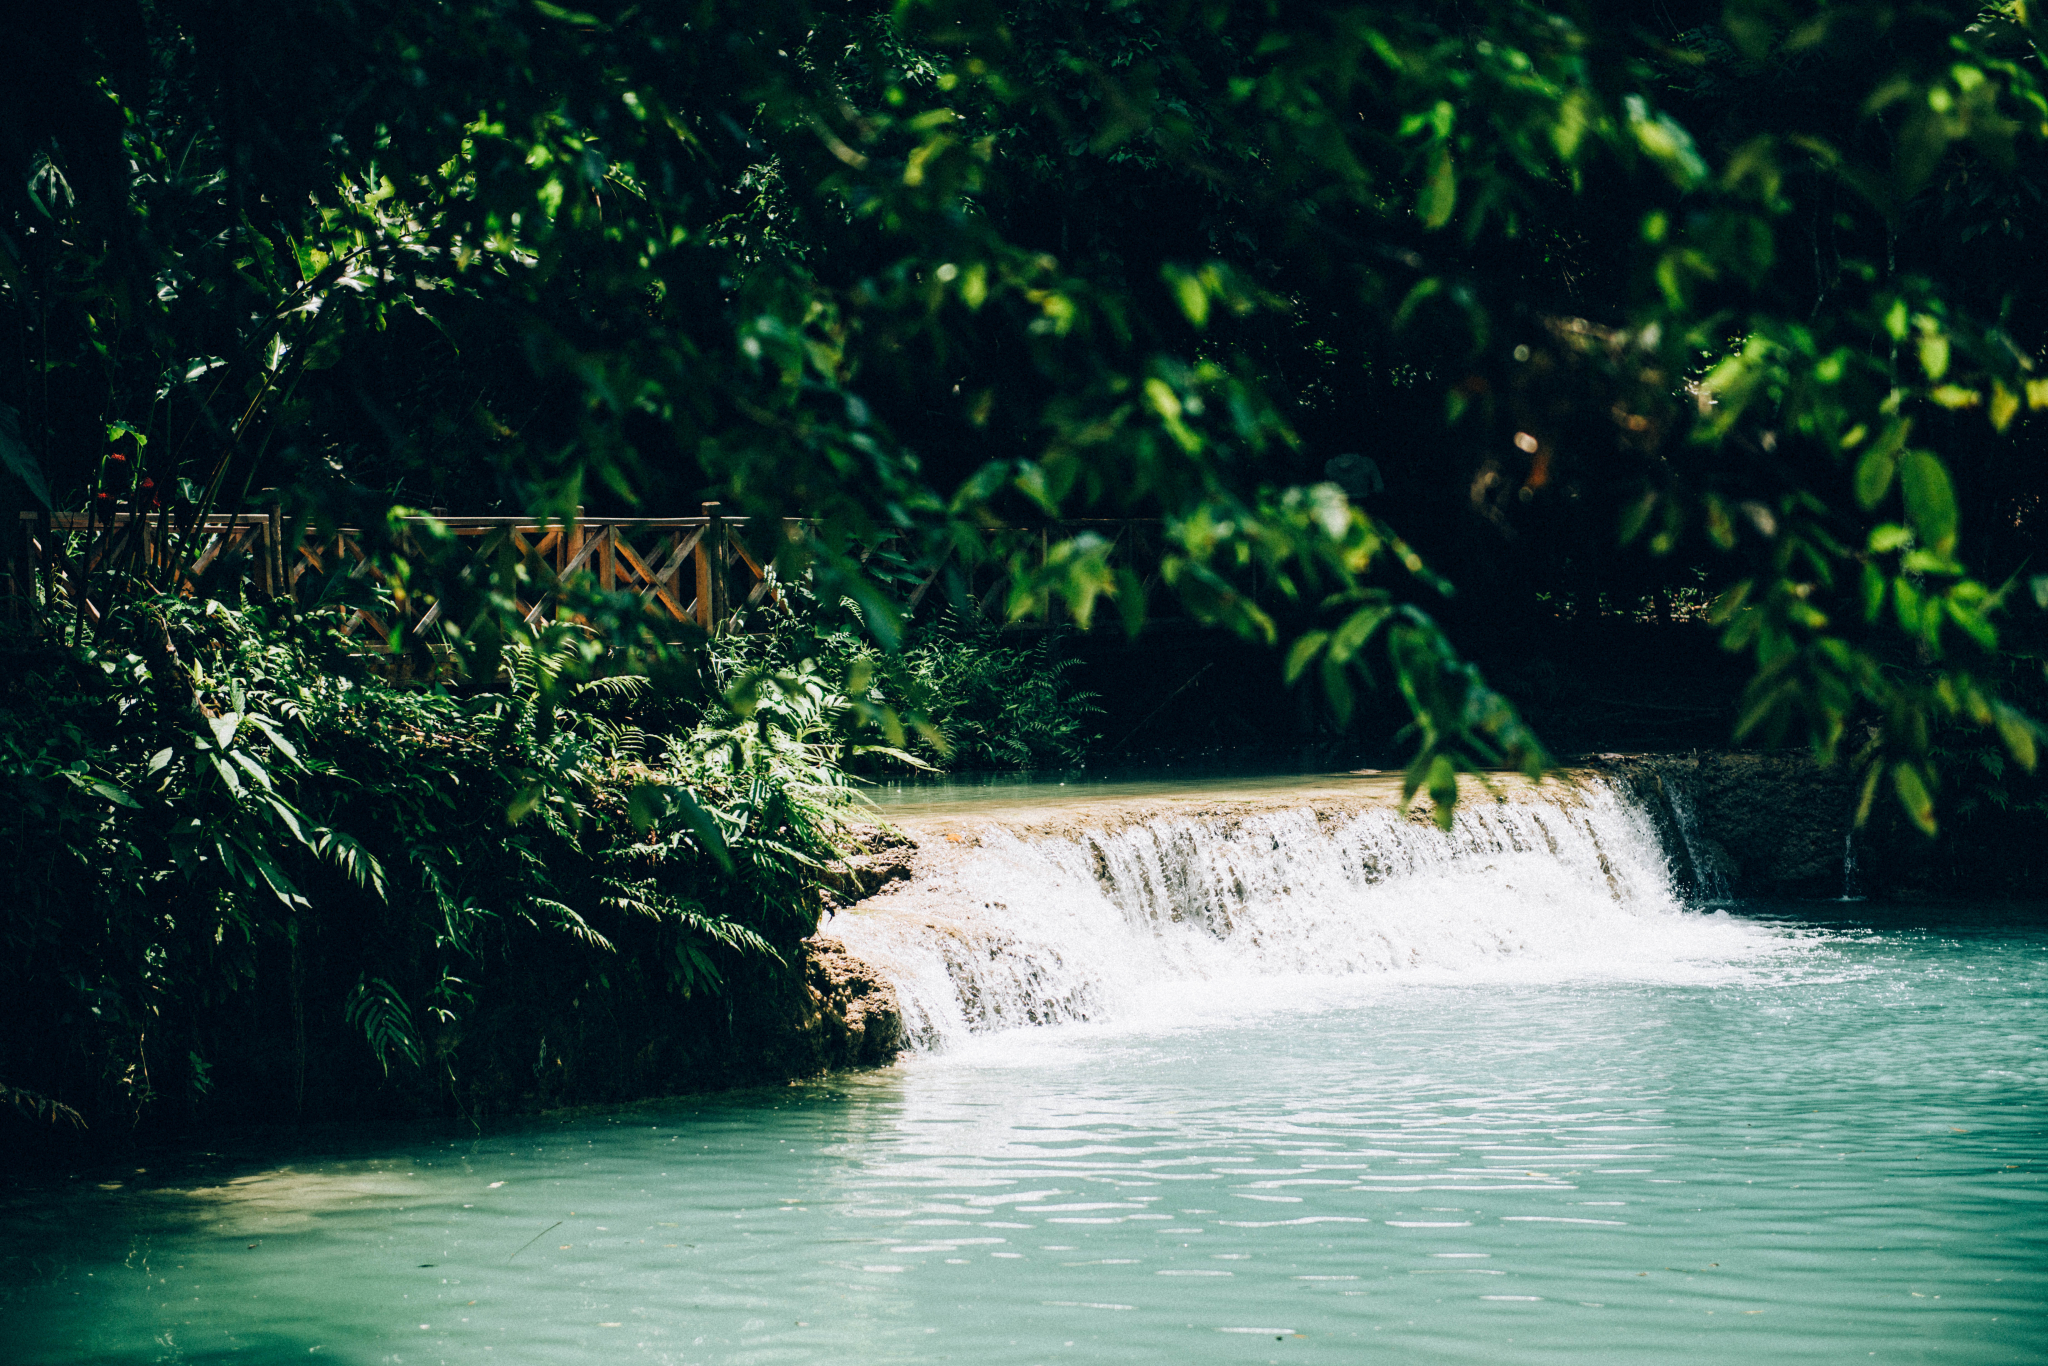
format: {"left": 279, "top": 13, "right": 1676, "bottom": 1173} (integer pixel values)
{"left": 344, "top": 976, "right": 422, "bottom": 1076}
{"left": 573, "top": 675, "right": 652, "bottom": 702}
{"left": 315, "top": 828, "right": 389, "bottom": 900}
{"left": 530, "top": 898, "right": 616, "bottom": 952}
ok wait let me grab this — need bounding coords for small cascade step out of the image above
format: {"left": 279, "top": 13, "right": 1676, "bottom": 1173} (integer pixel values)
{"left": 834, "top": 777, "right": 1767, "bottom": 1050}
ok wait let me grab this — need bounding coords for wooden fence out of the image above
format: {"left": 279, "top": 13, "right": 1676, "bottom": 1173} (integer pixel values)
{"left": 5, "top": 506, "right": 1191, "bottom": 638}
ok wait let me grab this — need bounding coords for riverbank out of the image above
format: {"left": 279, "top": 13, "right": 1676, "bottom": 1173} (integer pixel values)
{"left": 11, "top": 750, "right": 2037, "bottom": 1159}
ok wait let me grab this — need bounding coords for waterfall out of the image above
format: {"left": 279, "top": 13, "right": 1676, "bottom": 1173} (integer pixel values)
{"left": 1840, "top": 827, "right": 1863, "bottom": 901}
{"left": 834, "top": 777, "right": 1770, "bottom": 1051}
{"left": 1659, "top": 773, "right": 1730, "bottom": 901}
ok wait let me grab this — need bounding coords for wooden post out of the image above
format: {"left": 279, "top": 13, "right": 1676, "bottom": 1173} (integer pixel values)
{"left": 713, "top": 507, "right": 730, "bottom": 628}
{"left": 268, "top": 505, "right": 283, "bottom": 599}
{"left": 696, "top": 502, "right": 720, "bottom": 630}
{"left": 600, "top": 521, "right": 616, "bottom": 592}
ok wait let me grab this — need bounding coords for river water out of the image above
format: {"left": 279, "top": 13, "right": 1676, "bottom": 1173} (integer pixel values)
{"left": 5, "top": 777, "right": 2045, "bottom": 1364}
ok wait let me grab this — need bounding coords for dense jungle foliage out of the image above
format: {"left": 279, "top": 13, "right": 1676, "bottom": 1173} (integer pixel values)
{"left": 0, "top": 594, "right": 837, "bottom": 1130}
{"left": 0, "top": 587, "right": 1098, "bottom": 1136}
{"left": 11, "top": 0, "right": 2048, "bottom": 1134}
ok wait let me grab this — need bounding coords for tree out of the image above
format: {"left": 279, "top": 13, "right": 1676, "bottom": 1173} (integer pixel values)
{"left": 7, "top": 0, "right": 2048, "bottom": 826}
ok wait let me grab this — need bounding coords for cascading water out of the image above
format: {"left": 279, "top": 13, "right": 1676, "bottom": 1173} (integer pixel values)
{"left": 834, "top": 776, "right": 1771, "bottom": 1050}
{"left": 1658, "top": 770, "right": 1730, "bottom": 901}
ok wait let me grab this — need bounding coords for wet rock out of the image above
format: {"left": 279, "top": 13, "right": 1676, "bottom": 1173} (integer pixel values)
{"left": 739, "top": 933, "right": 904, "bottom": 1079}
{"left": 821, "top": 822, "right": 917, "bottom": 909}
{"left": 1596, "top": 752, "right": 1852, "bottom": 898}
{"left": 800, "top": 935, "right": 904, "bottom": 1067}
{"left": 1692, "top": 836, "right": 1741, "bottom": 893}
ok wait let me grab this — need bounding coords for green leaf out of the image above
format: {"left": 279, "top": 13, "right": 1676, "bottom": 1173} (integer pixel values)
{"left": 1918, "top": 331, "right": 1950, "bottom": 381}
{"left": 1115, "top": 567, "right": 1147, "bottom": 638}
{"left": 229, "top": 750, "right": 275, "bottom": 793}
{"left": 1425, "top": 754, "right": 1459, "bottom": 830}
{"left": 1854, "top": 760, "right": 1883, "bottom": 826}
{"left": 345, "top": 976, "right": 422, "bottom": 1076}
{"left": 1995, "top": 704, "right": 2039, "bottom": 773}
{"left": 209, "top": 754, "right": 245, "bottom": 796}
{"left": 627, "top": 783, "right": 734, "bottom": 875}
{"left": 1163, "top": 265, "right": 1209, "bottom": 328}
{"left": 261, "top": 793, "right": 307, "bottom": 843}
{"left": 1854, "top": 447, "right": 1898, "bottom": 510}
{"left": 507, "top": 781, "right": 544, "bottom": 824}
{"left": 1892, "top": 761, "right": 1937, "bottom": 837}
{"left": 1900, "top": 451, "right": 1958, "bottom": 554}
{"left": 1990, "top": 381, "right": 2020, "bottom": 432}
{"left": 65, "top": 772, "right": 140, "bottom": 808}
{"left": 1418, "top": 145, "right": 1457, "bottom": 229}
{"left": 1283, "top": 631, "right": 1330, "bottom": 684}
{"left": 247, "top": 848, "right": 308, "bottom": 910}
{"left": 1852, "top": 419, "right": 1910, "bottom": 510}
{"left": 531, "top": 2, "right": 606, "bottom": 29}
{"left": 1893, "top": 575, "right": 1924, "bottom": 635}
{"left": 1328, "top": 606, "right": 1391, "bottom": 665}
{"left": 1320, "top": 655, "right": 1355, "bottom": 727}
{"left": 625, "top": 784, "right": 666, "bottom": 834}
{"left": 243, "top": 713, "right": 300, "bottom": 763}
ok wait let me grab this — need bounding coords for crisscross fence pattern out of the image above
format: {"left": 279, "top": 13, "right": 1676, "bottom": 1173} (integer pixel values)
{"left": 7, "top": 507, "right": 1194, "bottom": 637}
{"left": 6, "top": 505, "right": 787, "bottom": 637}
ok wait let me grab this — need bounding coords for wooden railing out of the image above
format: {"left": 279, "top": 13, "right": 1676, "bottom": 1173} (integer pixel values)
{"left": 6, "top": 505, "right": 787, "bottom": 637}
{"left": 7, "top": 509, "right": 285, "bottom": 627}
{"left": 297, "top": 510, "right": 793, "bottom": 642}
{"left": 5, "top": 507, "right": 1194, "bottom": 636}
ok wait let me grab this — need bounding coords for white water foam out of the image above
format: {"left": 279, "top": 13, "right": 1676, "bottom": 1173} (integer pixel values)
{"left": 833, "top": 778, "right": 1783, "bottom": 1050}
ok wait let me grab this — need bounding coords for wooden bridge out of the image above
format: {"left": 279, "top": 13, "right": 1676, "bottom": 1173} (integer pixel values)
{"left": 5, "top": 505, "right": 1191, "bottom": 639}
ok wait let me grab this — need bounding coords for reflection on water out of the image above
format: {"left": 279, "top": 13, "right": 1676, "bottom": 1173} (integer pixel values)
{"left": 5, "top": 906, "right": 2044, "bottom": 1364}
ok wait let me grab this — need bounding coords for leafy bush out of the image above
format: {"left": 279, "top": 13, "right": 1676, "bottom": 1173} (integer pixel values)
{"left": 0, "top": 597, "right": 856, "bottom": 1135}
{"left": 716, "top": 604, "right": 1101, "bottom": 772}
{"left": 897, "top": 630, "right": 1100, "bottom": 771}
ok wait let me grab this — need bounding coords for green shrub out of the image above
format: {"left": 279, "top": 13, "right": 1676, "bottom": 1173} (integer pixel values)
{"left": 897, "top": 629, "right": 1100, "bottom": 771}
{"left": 0, "top": 597, "right": 853, "bottom": 1135}
{"left": 717, "top": 606, "right": 1101, "bottom": 773}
